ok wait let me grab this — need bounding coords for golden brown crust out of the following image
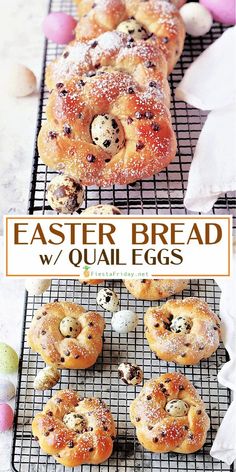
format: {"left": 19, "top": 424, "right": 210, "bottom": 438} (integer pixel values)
{"left": 144, "top": 297, "right": 221, "bottom": 365}
{"left": 74, "top": 0, "right": 186, "bottom": 73}
{"left": 27, "top": 301, "right": 105, "bottom": 369}
{"left": 39, "top": 31, "right": 177, "bottom": 187}
{"left": 32, "top": 390, "right": 116, "bottom": 467}
{"left": 130, "top": 372, "right": 210, "bottom": 454}
{"left": 124, "top": 279, "right": 189, "bottom": 300}
{"left": 79, "top": 279, "right": 104, "bottom": 285}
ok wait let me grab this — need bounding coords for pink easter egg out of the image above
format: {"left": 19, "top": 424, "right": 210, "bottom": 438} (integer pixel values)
{"left": 43, "top": 12, "right": 77, "bottom": 45}
{"left": 200, "top": 0, "right": 236, "bottom": 25}
{"left": 0, "top": 403, "right": 14, "bottom": 432}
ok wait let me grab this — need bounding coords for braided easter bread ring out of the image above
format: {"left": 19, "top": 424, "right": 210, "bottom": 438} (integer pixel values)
{"left": 32, "top": 390, "right": 116, "bottom": 467}
{"left": 144, "top": 298, "right": 221, "bottom": 365}
{"left": 124, "top": 279, "right": 189, "bottom": 300}
{"left": 39, "top": 32, "right": 176, "bottom": 187}
{"left": 27, "top": 301, "right": 105, "bottom": 369}
{"left": 130, "top": 372, "right": 210, "bottom": 454}
{"left": 75, "top": 0, "right": 186, "bottom": 73}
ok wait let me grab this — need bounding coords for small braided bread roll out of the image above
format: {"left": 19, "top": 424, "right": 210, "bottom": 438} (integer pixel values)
{"left": 130, "top": 372, "right": 210, "bottom": 454}
{"left": 74, "top": 0, "right": 186, "bottom": 73}
{"left": 32, "top": 390, "right": 116, "bottom": 467}
{"left": 27, "top": 301, "right": 105, "bottom": 369}
{"left": 39, "top": 31, "right": 176, "bottom": 187}
{"left": 144, "top": 297, "right": 221, "bottom": 365}
{"left": 124, "top": 279, "right": 189, "bottom": 300}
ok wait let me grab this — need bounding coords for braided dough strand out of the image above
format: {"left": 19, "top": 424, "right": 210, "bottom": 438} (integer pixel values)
{"left": 130, "top": 372, "right": 210, "bottom": 454}
{"left": 74, "top": 0, "right": 186, "bottom": 73}
{"left": 27, "top": 301, "right": 105, "bottom": 369}
{"left": 144, "top": 297, "right": 221, "bottom": 365}
{"left": 39, "top": 32, "right": 176, "bottom": 187}
{"left": 32, "top": 390, "right": 116, "bottom": 467}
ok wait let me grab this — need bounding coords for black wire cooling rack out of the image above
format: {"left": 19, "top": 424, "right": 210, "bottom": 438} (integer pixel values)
{"left": 12, "top": 280, "right": 232, "bottom": 472}
{"left": 11, "top": 0, "right": 235, "bottom": 471}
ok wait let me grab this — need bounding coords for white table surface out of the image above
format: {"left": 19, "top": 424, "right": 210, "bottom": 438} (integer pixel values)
{"left": 0, "top": 1, "right": 48, "bottom": 470}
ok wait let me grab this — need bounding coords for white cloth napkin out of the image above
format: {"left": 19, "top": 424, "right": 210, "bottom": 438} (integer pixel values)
{"left": 175, "top": 27, "right": 236, "bottom": 213}
{"left": 211, "top": 248, "right": 236, "bottom": 465}
{"left": 184, "top": 104, "right": 236, "bottom": 212}
{"left": 176, "top": 27, "right": 236, "bottom": 111}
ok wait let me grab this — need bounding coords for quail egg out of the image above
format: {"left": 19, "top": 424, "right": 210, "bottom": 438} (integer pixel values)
{"left": 25, "top": 278, "right": 51, "bottom": 296}
{"left": 117, "top": 19, "right": 149, "bottom": 40}
{"left": 59, "top": 316, "right": 81, "bottom": 338}
{"left": 33, "top": 366, "right": 61, "bottom": 391}
{"left": 82, "top": 204, "right": 122, "bottom": 215}
{"left": 165, "top": 399, "right": 189, "bottom": 417}
{"left": 170, "top": 316, "right": 192, "bottom": 334}
{"left": 97, "top": 288, "right": 119, "bottom": 312}
{"left": 91, "top": 114, "right": 125, "bottom": 156}
{"left": 118, "top": 362, "right": 143, "bottom": 386}
{"left": 47, "top": 175, "right": 85, "bottom": 214}
{"left": 0, "top": 379, "right": 15, "bottom": 402}
{"left": 63, "top": 411, "right": 87, "bottom": 433}
{"left": 111, "top": 310, "right": 139, "bottom": 334}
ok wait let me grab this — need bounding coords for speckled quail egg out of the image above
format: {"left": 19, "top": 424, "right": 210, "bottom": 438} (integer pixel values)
{"left": 47, "top": 175, "right": 85, "bottom": 214}
{"left": 170, "top": 316, "right": 192, "bottom": 334}
{"left": 59, "top": 316, "right": 81, "bottom": 338}
{"left": 0, "top": 343, "right": 18, "bottom": 374}
{"left": 63, "top": 412, "right": 87, "bottom": 433}
{"left": 111, "top": 310, "right": 139, "bottom": 334}
{"left": 165, "top": 399, "right": 189, "bottom": 417}
{"left": 0, "top": 379, "right": 15, "bottom": 402}
{"left": 33, "top": 366, "right": 61, "bottom": 391}
{"left": 91, "top": 114, "right": 125, "bottom": 156}
{"left": 97, "top": 288, "right": 119, "bottom": 312}
{"left": 118, "top": 362, "right": 143, "bottom": 386}
{"left": 82, "top": 204, "right": 122, "bottom": 215}
{"left": 117, "top": 19, "right": 149, "bottom": 40}
{"left": 25, "top": 278, "right": 51, "bottom": 296}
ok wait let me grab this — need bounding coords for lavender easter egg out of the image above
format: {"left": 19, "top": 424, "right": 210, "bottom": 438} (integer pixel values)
{"left": 0, "top": 404, "right": 14, "bottom": 432}
{"left": 43, "top": 12, "right": 77, "bottom": 44}
{"left": 0, "top": 379, "right": 15, "bottom": 402}
{"left": 200, "top": 0, "right": 236, "bottom": 25}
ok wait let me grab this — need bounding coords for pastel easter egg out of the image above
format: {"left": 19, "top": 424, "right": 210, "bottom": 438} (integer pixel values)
{"left": 180, "top": 3, "right": 213, "bottom": 37}
{"left": 43, "top": 12, "right": 77, "bottom": 44}
{"left": 200, "top": 0, "right": 236, "bottom": 25}
{"left": 7, "top": 64, "right": 37, "bottom": 97}
{"left": 0, "top": 404, "right": 14, "bottom": 432}
{"left": 25, "top": 278, "right": 51, "bottom": 296}
{"left": 0, "top": 379, "right": 15, "bottom": 402}
{"left": 0, "top": 343, "right": 19, "bottom": 374}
